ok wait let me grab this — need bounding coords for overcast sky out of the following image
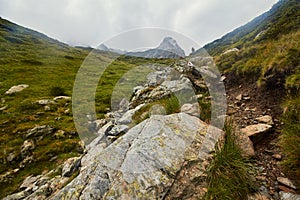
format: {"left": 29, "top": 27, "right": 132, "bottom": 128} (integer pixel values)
{"left": 0, "top": 0, "right": 278, "bottom": 52}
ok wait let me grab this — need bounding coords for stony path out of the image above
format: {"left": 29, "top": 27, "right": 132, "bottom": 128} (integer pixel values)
{"left": 225, "top": 75, "right": 299, "bottom": 200}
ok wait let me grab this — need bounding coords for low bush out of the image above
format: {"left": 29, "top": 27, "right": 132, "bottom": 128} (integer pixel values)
{"left": 49, "top": 85, "right": 66, "bottom": 96}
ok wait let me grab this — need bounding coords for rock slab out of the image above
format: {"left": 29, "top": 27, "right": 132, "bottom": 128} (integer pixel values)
{"left": 51, "top": 113, "right": 223, "bottom": 199}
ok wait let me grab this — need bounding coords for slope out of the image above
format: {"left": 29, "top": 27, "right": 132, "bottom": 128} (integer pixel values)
{"left": 200, "top": 0, "right": 300, "bottom": 194}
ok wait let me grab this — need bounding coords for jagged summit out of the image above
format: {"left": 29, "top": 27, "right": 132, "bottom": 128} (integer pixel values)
{"left": 96, "top": 37, "right": 185, "bottom": 58}
{"left": 156, "top": 36, "right": 185, "bottom": 57}
{"left": 126, "top": 36, "right": 186, "bottom": 58}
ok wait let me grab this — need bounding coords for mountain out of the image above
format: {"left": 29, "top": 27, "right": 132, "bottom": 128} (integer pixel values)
{"left": 203, "top": 0, "right": 300, "bottom": 56}
{"left": 98, "top": 43, "right": 127, "bottom": 55}
{"left": 127, "top": 36, "right": 185, "bottom": 58}
{"left": 0, "top": 17, "right": 70, "bottom": 49}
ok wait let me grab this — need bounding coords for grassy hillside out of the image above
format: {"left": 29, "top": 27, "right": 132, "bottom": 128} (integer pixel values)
{"left": 0, "top": 17, "right": 175, "bottom": 197}
{"left": 204, "top": 0, "right": 300, "bottom": 56}
{"left": 203, "top": 0, "right": 300, "bottom": 188}
{"left": 0, "top": 17, "right": 90, "bottom": 197}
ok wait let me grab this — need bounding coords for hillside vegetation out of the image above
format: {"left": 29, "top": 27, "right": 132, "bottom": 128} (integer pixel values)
{"left": 0, "top": 17, "right": 175, "bottom": 197}
{"left": 203, "top": 0, "right": 300, "bottom": 191}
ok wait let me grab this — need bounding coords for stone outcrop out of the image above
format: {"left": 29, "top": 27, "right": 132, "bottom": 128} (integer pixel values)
{"left": 50, "top": 113, "right": 223, "bottom": 199}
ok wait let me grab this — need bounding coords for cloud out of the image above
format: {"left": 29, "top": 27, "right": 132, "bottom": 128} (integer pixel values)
{"left": 0, "top": 0, "right": 278, "bottom": 51}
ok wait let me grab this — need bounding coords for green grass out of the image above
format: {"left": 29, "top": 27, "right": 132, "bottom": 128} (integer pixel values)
{"left": 0, "top": 17, "right": 177, "bottom": 198}
{"left": 280, "top": 96, "right": 300, "bottom": 183}
{"left": 132, "top": 94, "right": 180, "bottom": 125}
{"left": 197, "top": 92, "right": 211, "bottom": 123}
{"left": 204, "top": 123, "right": 256, "bottom": 200}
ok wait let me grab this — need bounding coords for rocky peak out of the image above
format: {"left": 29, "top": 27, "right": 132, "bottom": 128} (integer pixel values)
{"left": 157, "top": 37, "right": 185, "bottom": 57}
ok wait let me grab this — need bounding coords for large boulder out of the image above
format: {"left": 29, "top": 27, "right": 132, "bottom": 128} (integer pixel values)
{"left": 51, "top": 113, "right": 224, "bottom": 199}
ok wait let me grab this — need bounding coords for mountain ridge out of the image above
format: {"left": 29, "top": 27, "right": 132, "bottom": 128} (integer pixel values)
{"left": 203, "top": 0, "right": 300, "bottom": 55}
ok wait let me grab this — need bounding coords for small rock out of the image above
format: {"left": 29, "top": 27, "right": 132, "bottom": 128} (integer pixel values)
{"left": 240, "top": 124, "right": 272, "bottom": 138}
{"left": 53, "top": 96, "right": 71, "bottom": 101}
{"left": 20, "top": 175, "right": 40, "bottom": 189}
{"left": 181, "top": 103, "right": 200, "bottom": 117}
{"left": 26, "top": 125, "right": 54, "bottom": 138}
{"left": 62, "top": 157, "right": 81, "bottom": 177}
{"left": 108, "top": 125, "right": 129, "bottom": 136}
{"left": 196, "top": 94, "right": 203, "bottom": 99}
{"left": 50, "top": 156, "right": 58, "bottom": 162}
{"left": 7, "top": 152, "right": 18, "bottom": 163}
{"left": 279, "top": 191, "right": 300, "bottom": 200}
{"left": 236, "top": 131, "right": 255, "bottom": 157}
{"left": 205, "top": 96, "right": 212, "bottom": 100}
{"left": 222, "top": 48, "right": 239, "bottom": 55}
{"left": 256, "top": 115, "right": 274, "bottom": 125}
{"left": 5, "top": 84, "right": 29, "bottom": 95}
{"left": 54, "top": 130, "right": 65, "bottom": 139}
{"left": 20, "top": 140, "right": 35, "bottom": 157}
{"left": 0, "top": 105, "right": 7, "bottom": 111}
{"left": 227, "top": 108, "right": 237, "bottom": 115}
{"left": 272, "top": 154, "right": 282, "bottom": 160}
{"left": 44, "top": 105, "right": 51, "bottom": 111}
{"left": 277, "top": 177, "right": 297, "bottom": 190}
{"left": 243, "top": 96, "right": 251, "bottom": 101}
{"left": 220, "top": 75, "right": 226, "bottom": 81}
{"left": 256, "top": 176, "right": 267, "bottom": 181}
{"left": 36, "top": 99, "right": 55, "bottom": 105}
{"left": 98, "top": 121, "right": 114, "bottom": 136}
{"left": 19, "top": 155, "right": 34, "bottom": 168}
{"left": 236, "top": 94, "right": 242, "bottom": 101}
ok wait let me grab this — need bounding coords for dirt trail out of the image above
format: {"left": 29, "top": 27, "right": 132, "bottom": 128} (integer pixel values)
{"left": 223, "top": 71, "right": 300, "bottom": 198}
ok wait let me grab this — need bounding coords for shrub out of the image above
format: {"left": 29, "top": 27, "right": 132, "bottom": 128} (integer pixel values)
{"left": 49, "top": 85, "right": 66, "bottom": 96}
